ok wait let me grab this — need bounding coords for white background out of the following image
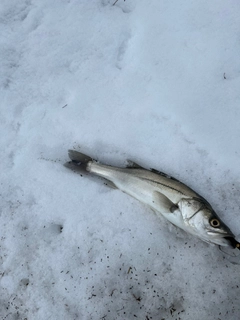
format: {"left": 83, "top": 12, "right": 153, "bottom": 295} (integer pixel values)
{"left": 1, "top": 0, "right": 240, "bottom": 319}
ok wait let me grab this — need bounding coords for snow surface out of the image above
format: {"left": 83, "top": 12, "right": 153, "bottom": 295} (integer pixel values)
{"left": 1, "top": 0, "right": 240, "bottom": 319}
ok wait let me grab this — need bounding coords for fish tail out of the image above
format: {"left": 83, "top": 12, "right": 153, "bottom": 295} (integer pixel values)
{"left": 64, "top": 149, "right": 93, "bottom": 173}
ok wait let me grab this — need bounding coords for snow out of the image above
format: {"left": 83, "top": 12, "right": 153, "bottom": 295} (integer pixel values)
{"left": 1, "top": 0, "right": 240, "bottom": 319}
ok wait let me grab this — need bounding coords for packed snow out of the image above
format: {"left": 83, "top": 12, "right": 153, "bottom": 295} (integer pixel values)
{"left": 1, "top": 0, "right": 240, "bottom": 319}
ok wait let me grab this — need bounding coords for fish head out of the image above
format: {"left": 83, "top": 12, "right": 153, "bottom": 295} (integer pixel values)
{"left": 179, "top": 198, "right": 239, "bottom": 248}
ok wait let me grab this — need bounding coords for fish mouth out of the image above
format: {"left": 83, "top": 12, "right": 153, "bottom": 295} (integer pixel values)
{"left": 206, "top": 231, "right": 239, "bottom": 248}
{"left": 223, "top": 237, "right": 240, "bottom": 250}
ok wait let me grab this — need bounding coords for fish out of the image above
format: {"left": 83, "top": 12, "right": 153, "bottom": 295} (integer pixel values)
{"left": 65, "top": 149, "right": 240, "bottom": 249}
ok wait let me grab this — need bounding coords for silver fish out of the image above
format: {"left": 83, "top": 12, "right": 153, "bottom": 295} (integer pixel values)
{"left": 65, "top": 150, "right": 240, "bottom": 249}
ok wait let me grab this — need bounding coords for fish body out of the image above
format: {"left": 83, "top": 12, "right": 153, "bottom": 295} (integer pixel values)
{"left": 65, "top": 150, "right": 239, "bottom": 249}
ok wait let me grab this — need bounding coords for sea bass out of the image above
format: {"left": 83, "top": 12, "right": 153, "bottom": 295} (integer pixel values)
{"left": 65, "top": 150, "right": 240, "bottom": 249}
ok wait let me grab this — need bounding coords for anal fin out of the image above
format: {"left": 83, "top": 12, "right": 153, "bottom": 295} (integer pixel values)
{"left": 103, "top": 180, "right": 118, "bottom": 189}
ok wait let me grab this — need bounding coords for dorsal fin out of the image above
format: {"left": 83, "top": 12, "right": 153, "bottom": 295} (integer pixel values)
{"left": 126, "top": 160, "right": 145, "bottom": 169}
{"left": 150, "top": 168, "right": 180, "bottom": 182}
{"left": 126, "top": 160, "right": 181, "bottom": 183}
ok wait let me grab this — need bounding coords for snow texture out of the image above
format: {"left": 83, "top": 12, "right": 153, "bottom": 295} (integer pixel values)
{"left": 1, "top": 0, "right": 240, "bottom": 319}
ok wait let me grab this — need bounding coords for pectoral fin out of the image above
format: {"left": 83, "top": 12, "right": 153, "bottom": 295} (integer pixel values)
{"left": 153, "top": 191, "right": 178, "bottom": 213}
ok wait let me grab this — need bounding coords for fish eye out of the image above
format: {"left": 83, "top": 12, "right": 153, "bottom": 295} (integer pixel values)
{"left": 210, "top": 218, "right": 220, "bottom": 228}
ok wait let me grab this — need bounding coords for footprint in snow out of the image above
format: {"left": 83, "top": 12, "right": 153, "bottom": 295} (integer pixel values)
{"left": 116, "top": 32, "right": 132, "bottom": 70}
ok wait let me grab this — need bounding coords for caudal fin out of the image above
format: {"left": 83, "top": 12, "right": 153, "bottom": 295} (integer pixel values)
{"left": 64, "top": 150, "right": 93, "bottom": 173}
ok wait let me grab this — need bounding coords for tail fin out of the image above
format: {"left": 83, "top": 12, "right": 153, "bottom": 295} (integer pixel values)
{"left": 64, "top": 150, "right": 93, "bottom": 173}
